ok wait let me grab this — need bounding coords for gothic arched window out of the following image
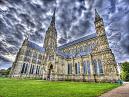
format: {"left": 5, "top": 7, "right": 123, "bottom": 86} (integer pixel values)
{"left": 75, "top": 63, "right": 77, "bottom": 74}
{"left": 30, "top": 65, "right": 34, "bottom": 74}
{"left": 80, "top": 46, "right": 83, "bottom": 52}
{"left": 87, "top": 61, "right": 91, "bottom": 75}
{"left": 68, "top": 64, "right": 72, "bottom": 74}
{"left": 38, "top": 66, "right": 40, "bottom": 74}
{"left": 21, "top": 63, "right": 26, "bottom": 73}
{"left": 93, "top": 60, "right": 98, "bottom": 74}
{"left": 36, "top": 66, "right": 38, "bottom": 74}
{"left": 33, "top": 52, "right": 37, "bottom": 58}
{"left": 77, "top": 63, "right": 80, "bottom": 74}
{"left": 98, "top": 59, "right": 103, "bottom": 74}
{"left": 29, "top": 64, "right": 32, "bottom": 74}
{"left": 87, "top": 46, "right": 91, "bottom": 53}
{"left": 83, "top": 61, "right": 87, "bottom": 74}
{"left": 25, "top": 49, "right": 32, "bottom": 57}
{"left": 84, "top": 46, "right": 88, "bottom": 53}
{"left": 24, "top": 64, "right": 28, "bottom": 74}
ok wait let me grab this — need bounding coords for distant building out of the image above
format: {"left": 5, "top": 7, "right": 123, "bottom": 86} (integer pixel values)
{"left": 10, "top": 10, "right": 119, "bottom": 82}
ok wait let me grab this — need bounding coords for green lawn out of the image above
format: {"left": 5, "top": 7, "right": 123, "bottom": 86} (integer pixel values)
{"left": 0, "top": 78, "right": 120, "bottom": 97}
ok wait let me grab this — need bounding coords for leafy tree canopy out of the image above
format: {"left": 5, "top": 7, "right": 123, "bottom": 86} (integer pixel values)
{"left": 121, "top": 62, "right": 129, "bottom": 81}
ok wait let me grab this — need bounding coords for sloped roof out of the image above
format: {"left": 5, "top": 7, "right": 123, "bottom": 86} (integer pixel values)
{"left": 27, "top": 41, "right": 44, "bottom": 52}
{"left": 56, "top": 50, "right": 68, "bottom": 58}
{"left": 56, "top": 49, "right": 92, "bottom": 59}
{"left": 56, "top": 43, "right": 96, "bottom": 59}
{"left": 58, "top": 33, "right": 96, "bottom": 49}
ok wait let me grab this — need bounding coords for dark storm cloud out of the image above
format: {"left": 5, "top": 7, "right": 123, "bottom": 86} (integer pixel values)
{"left": 102, "top": 0, "right": 129, "bottom": 62}
{"left": 120, "top": 14, "right": 129, "bottom": 54}
{"left": 56, "top": 0, "right": 91, "bottom": 41}
{"left": 0, "top": 55, "right": 11, "bottom": 69}
{"left": 0, "top": 0, "right": 129, "bottom": 68}
{"left": 121, "top": 35, "right": 129, "bottom": 54}
{"left": 58, "top": 37, "right": 67, "bottom": 44}
{"left": 15, "top": 24, "right": 25, "bottom": 39}
{"left": 0, "top": 56, "right": 10, "bottom": 62}
{"left": 7, "top": 0, "right": 22, "bottom": 4}
{"left": 109, "top": 0, "right": 116, "bottom": 13}
{"left": 94, "top": 0, "right": 104, "bottom": 8}
{"left": 0, "top": 0, "right": 5, "bottom": 4}
{"left": 0, "top": 0, "right": 56, "bottom": 68}
{"left": 0, "top": 42, "right": 8, "bottom": 54}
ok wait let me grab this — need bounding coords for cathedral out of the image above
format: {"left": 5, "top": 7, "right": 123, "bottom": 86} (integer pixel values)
{"left": 10, "top": 9, "right": 119, "bottom": 82}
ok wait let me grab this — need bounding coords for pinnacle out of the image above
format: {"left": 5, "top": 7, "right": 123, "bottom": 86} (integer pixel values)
{"left": 95, "top": 9, "right": 100, "bottom": 17}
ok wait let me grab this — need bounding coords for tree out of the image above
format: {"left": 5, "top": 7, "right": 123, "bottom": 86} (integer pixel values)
{"left": 121, "top": 62, "right": 129, "bottom": 81}
{"left": 7, "top": 67, "right": 12, "bottom": 75}
{"left": 0, "top": 67, "right": 12, "bottom": 77}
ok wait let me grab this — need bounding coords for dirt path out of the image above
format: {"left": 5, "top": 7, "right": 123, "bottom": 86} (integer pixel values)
{"left": 99, "top": 83, "right": 129, "bottom": 97}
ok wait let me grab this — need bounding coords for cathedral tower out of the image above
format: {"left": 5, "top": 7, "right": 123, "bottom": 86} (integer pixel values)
{"left": 94, "top": 9, "right": 119, "bottom": 79}
{"left": 94, "top": 9, "right": 105, "bottom": 36}
{"left": 44, "top": 10, "right": 57, "bottom": 61}
{"left": 94, "top": 9, "right": 110, "bottom": 51}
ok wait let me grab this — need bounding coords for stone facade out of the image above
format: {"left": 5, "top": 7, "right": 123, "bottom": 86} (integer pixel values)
{"left": 10, "top": 39, "right": 44, "bottom": 79}
{"left": 10, "top": 10, "right": 119, "bottom": 82}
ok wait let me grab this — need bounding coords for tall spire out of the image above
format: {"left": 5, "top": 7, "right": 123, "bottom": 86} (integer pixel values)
{"left": 94, "top": 9, "right": 105, "bottom": 36}
{"left": 44, "top": 8, "right": 57, "bottom": 50}
{"left": 50, "top": 8, "right": 56, "bottom": 26}
{"left": 95, "top": 9, "right": 100, "bottom": 17}
{"left": 95, "top": 9, "right": 102, "bottom": 21}
{"left": 25, "top": 32, "right": 29, "bottom": 40}
{"left": 95, "top": 9, "right": 101, "bottom": 21}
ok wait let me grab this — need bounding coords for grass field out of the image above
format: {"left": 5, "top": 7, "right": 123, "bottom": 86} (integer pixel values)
{"left": 0, "top": 77, "right": 120, "bottom": 97}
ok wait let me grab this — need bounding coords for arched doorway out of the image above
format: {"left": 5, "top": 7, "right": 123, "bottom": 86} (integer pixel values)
{"left": 47, "top": 64, "right": 53, "bottom": 80}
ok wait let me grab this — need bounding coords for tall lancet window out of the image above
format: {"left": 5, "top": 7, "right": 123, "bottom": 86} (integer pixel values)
{"left": 21, "top": 63, "right": 26, "bottom": 73}
{"left": 75, "top": 63, "right": 81, "bottom": 74}
{"left": 77, "top": 63, "right": 80, "bottom": 74}
{"left": 29, "top": 64, "right": 32, "bottom": 74}
{"left": 36, "top": 66, "right": 38, "bottom": 74}
{"left": 98, "top": 59, "right": 103, "bottom": 74}
{"left": 75, "top": 63, "right": 77, "bottom": 74}
{"left": 87, "top": 61, "right": 91, "bottom": 75}
{"left": 68, "top": 64, "right": 72, "bottom": 74}
{"left": 24, "top": 64, "right": 28, "bottom": 74}
{"left": 83, "top": 61, "right": 87, "bottom": 74}
{"left": 93, "top": 60, "right": 98, "bottom": 74}
{"left": 30, "top": 65, "right": 34, "bottom": 74}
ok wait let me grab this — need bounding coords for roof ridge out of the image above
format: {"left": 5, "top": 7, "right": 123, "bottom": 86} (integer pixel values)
{"left": 58, "top": 33, "right": 96, "bottom": 49}
{"left": 27, "top": 40, "right": 44, "bottom": 52}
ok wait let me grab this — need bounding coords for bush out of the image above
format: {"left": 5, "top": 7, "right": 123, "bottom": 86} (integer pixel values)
{"left": 121, "top": 62, "right": 129, "bottom": 81}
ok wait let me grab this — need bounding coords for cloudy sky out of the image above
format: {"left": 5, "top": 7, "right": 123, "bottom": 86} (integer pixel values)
{"left": 0, "top": 0, "right": 129, "bottom": 69}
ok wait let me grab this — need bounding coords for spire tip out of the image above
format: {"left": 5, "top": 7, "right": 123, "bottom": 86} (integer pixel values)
{"left": 95, "top": 9, "right": 99, "bottom": 17}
